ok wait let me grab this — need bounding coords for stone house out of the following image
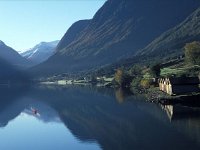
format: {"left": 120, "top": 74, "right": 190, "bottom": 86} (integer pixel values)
{"left": 158, "top": 77, "right": 200, "bottom": 95}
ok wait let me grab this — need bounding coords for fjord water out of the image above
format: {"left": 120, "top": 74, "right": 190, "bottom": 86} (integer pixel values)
{"left": 0, "top": 86, "right": 200, "bottom": 150}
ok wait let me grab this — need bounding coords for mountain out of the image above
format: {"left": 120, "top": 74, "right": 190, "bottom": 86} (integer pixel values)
{"left": 136, "top": 7, "right": 200, "bottom": 60}
{"left": 0, "top": 58, "right": 30, "bottom": 82}
{"left": 21, "top": 40, "right": 59, "bottom": 65}
{"left": 56, "top": 20, "right": 90, "bottom": 51}
{"left": 0, "top": 57, "right": 16, "bottom": 80}
{"left": 33, "top": 0, "right": 200, "bottom": 76}
{"left": 0, "top": 41, "right": 31, "bottom": 81}
{"left": 0, "top": 40, "right": 32, "bottom": 69}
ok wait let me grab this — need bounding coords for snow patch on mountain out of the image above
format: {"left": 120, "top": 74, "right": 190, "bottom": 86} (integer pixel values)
{"left": 21, "top": 40, "right": 59, "bottom": 65}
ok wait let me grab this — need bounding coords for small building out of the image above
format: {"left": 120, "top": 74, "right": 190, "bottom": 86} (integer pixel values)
{"left": 57, "top": 80, "right": 67, "bottom": 85}
{"left": 158, "top": 77, "right": 200, "bottom": 95}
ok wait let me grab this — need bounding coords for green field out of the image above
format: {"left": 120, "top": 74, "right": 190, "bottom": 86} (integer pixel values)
{"left": 161, "top": 64, "right": 200, "bottom": 77}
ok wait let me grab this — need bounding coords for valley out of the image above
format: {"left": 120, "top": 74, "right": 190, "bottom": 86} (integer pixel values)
{"left": 0, "top": 1, "right": 200, "bottom": 149}
{"left": 0, "top": 0, "right": 200, "bottom": 98}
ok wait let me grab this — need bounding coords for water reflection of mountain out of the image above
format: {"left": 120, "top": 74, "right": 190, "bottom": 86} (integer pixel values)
{"left": 24, "top": 86, "right": 200, "bottom": 150}
{"left": 0, "top": 85, "right": 200, "bottom": 150}
{"left": 0, "top": 86, "right": 28, "bottom": 127}
{"left": 23, "top": 102, "right": 61, "bottom": 123}
{"left": 162, "top": 104, "right": 200, "bottom": 145}
{"left": 0, "top": 86, "right": 59, "bottom": 127}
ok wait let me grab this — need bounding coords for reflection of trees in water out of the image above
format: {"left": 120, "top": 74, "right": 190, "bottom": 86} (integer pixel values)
{"left": 26, "top": 86, "right": 200, "bottom": 150}
{"left": 1, "top": 85, "right": 200, "bottom": 150}
{"left": 115, "top": 88, "right": 134, "bottom": 104}
{"left": 27, "top": 86, "right": 142, "bottom": 150}
{"left": 39, "top": 85, "right": 133, "bottom": 104}
{"left": 115, "top": 88, "right": 125, "bottom": 103}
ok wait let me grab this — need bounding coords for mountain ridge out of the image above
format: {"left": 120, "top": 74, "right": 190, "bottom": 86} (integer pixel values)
{"left": 0, "top": 40, "right": 32, "bottom": 69}
{"left": 21, "top": 40, "right": 59, "bottom": 65}
{"left": 136, "top": 7, "right": 200, "bottom": 60}
{"left": 32, "top": 0, "right": 200, "bottom": 76}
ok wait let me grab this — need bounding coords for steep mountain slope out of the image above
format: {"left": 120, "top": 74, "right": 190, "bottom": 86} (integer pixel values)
{"left": 56, "top": 20, "right": 90, "bottom": 51}
{"left": 34, "top": 0, "right": 200, "bottom": 76}
{"left": 32, "top": 20, "right": 91, "bottom": 74}
{"left": 21, "top": 40, "right": 59, "bottom": 65}
{"left": 0, "top": 57, "right": 16, "bottom": 79}
{"left": 0, "top": 57, "right": 29, "bottom": 82}
{"left": 0, "top": 41, "right": 32, "bottom": 69}
{"left": 137, "top": 7, "right": 200, "bottom": 59}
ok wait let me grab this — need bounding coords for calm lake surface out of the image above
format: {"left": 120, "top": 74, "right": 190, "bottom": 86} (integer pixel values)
{"left": 0, "top": 85, "right": 200, "bottom": 150}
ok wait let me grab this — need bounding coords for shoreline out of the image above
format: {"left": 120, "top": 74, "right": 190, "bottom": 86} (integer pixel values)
{"left": 39, "top": 80, "right": 200, "bottom": 107}
{"left": 131, "top": 86, "right": 200, "bottom": 105}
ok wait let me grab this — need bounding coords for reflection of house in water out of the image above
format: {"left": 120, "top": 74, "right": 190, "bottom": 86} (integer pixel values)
{"left": 162, "top": 104, "right": 200, "bottom": 121}
{"left": 162, "top": 104, "right": 200, "bottom": 145}
{"left": 158, "top": 77, "right": 200, "bottom": 95}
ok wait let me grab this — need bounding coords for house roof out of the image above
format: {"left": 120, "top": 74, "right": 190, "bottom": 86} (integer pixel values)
{"left": 168, "top": 77, "right": 200, "bottom": 85}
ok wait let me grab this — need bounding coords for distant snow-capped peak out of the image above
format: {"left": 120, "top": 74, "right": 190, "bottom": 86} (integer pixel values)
{"left": 20, "top": 40, "right": 59, "bottom": 65}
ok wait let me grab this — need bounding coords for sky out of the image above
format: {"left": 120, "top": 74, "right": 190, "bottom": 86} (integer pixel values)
{"left": 0, "top": 0, "right": 106, "bottom": 52}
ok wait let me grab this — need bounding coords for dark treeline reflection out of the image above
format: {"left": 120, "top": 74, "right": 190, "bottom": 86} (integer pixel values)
{"left": 0, "top": 86, "right": 31, "bottom": 127}
{"left": 0, "top": 85, "right": 200, "bottom": 150}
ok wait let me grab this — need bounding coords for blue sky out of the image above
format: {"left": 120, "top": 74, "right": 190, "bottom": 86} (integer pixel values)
{"left": 0, "top": 0, "right": 106, "bottom": 52}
